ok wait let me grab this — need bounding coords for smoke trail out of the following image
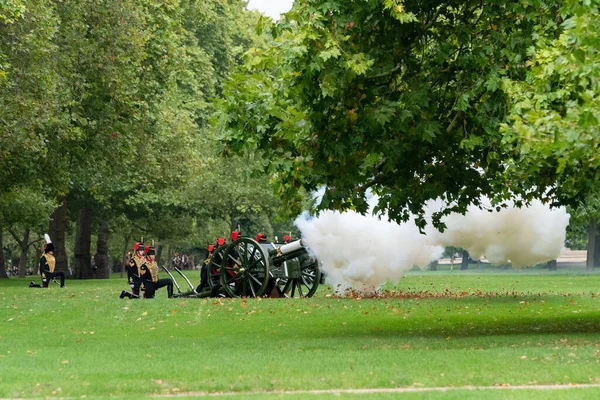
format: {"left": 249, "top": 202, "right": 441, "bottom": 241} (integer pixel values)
{"left": 296, "top": 210, "right": 443, "bottom": 295}
{"left": 426, "top": 199, "right": 570, "bottom": 267}
{"left": 297, "top": 198, "right": 569, "bottom": 294}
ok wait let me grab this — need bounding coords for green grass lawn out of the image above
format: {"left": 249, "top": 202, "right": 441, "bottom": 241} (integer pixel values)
{"left": 1, "top": 270, "right": 600, "bottom": 399}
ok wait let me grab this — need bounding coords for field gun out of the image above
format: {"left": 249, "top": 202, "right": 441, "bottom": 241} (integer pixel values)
{"left": 204, "top": 236, "right": 321, "bottom": 298}
{"left": 160, "top": 236, "right": 321, "bottom": 299}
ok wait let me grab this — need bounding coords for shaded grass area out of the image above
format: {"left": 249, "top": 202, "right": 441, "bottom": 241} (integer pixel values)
{"left": 1, "top": 272, "right": 599, "bottom": 398}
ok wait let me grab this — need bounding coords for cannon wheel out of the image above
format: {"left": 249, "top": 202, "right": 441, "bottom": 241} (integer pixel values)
{"left": 207, "top": 245, "right": 228, "bottom": 291}
{"left": 220, "top": 238, "right": 269, "bottom": 298}
{"left": 277, "top": 255, "right": 321, "bottom": 298}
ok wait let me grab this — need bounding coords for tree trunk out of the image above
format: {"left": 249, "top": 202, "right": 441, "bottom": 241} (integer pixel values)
{"left": 586, "top": 219, "right": 596, "bottom": 271}
{"left": 74, "top": 207, "right": 94, "bottom": 279}
{"left": 120, "top": 234, "right": 130, "bottom": 279}
{"left": 594, "top": 233, "right": 600, "bottom": 270}
{"left": 94, "top": 220, "right": 110, "bottom": 279}
{"left": 547, "top": 259, "right": 557, "bottom": 271}
{"left": 460, "top": 250, "right": 469, "bottom": 270}
{"left": 18, "top": 228, "right": 30, "bottom": 278}
{"left": 49, "top": 200, "right": 69, "bottom": 273}
{"left": 0, "top": 228, "right": 7, "bottom": 279}
{"left": 33, "top": 247, "right": 42, "bottom": 274}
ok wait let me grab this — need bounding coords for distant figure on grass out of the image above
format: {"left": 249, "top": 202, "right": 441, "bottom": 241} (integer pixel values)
{"left": 141, "top": 244, "right": 173, "bottom": 298}
{"left": 196, "top": 243, "right": 216, "bottom": 294}
{"left": 30, "top": 235, "right": 65, "bottom": 288}
{"left": 120, "top": 241, "right": 144, "bottom": 299}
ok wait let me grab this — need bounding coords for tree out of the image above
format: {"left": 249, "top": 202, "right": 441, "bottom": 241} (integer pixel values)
{"left": 217, "top": 0, "right": 564, "bottom": 227}
{"left": 501, "top": 2, "right": 600, "bottom": 267}
{"left": 501, "top": 2, "right": 600, "bottom": 210}
{"left": 0, "top": 187, "right": 55, "bottom": 277}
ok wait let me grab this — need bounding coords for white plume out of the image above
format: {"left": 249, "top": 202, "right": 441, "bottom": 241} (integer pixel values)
{"left": 297, "top": 196, "right": 569, "bottom": 295}
{"left": 44, "top": 233, "right": 52, "bottom": 244}
{"left": 296, "top": 210, "right": 443, "bottom": 295}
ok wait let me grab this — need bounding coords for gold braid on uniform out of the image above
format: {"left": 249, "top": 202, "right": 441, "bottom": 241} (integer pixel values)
{"left": 133, "top": 254, "right": 145, "bottom": 277}
{"left": 145, "top": 260, "right": 159, "bottom": 282}
{"left": 46, "top": 254, "right": 56, "bottom": 272}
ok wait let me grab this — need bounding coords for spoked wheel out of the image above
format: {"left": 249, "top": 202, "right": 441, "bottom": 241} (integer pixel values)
{"left": 220, "top": 238, "right": 269, "bottom": 298}
{"left": 207, "top": 245, "right": 227, "bottom": 291}
{"left": 277, "top": 255, "right": 321, "bottom": 298}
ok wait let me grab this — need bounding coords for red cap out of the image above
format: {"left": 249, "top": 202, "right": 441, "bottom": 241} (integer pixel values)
{"left": 256, "top": 233, "right": 267, "bottom": 242}
{"left": 134, "top": 242, "right": 141, "bottom": 251}
{"left": 208, "top": 244, "right": 215, "bottom": 252}
{"left": 144, "top": 245, "right": 150, "bottom": 254}
{"left": 231, "top": 231, "right": 239, "bottom": 241}
{"left": 284, "top": 235, "right": 291, "bottom": 242}
{"left": 217, "top": 237, "right": 225, "bottom": 246}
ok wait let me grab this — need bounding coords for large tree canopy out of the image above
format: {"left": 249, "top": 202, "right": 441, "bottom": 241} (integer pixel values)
{"left": 502, "top": 1, "right": 600, "bottom": 205}
{"left": 217, "top": 0, "right": 592, "bottom": 227}
{"left": 0, "top": 0, "right": 288, "bottom": 277}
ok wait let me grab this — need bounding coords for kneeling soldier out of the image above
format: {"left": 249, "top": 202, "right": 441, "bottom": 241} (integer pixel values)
{"left": 39, "top": 240, "right": 65, "bottom": 288}
{"left": 120, "top": 241, "right": 144, "bottom": 299}
{"left": 141, "top": 244, "right": 173, "bottom": 298}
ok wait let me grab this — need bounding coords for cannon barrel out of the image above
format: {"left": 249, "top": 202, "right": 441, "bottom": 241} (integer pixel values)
{"left": 267, "top": 239, "right": 310, "bottom": 266}
{"left": 278, "top": 239, "right": 304, "bottom": 255}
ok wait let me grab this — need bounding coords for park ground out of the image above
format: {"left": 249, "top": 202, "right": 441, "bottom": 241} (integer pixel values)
{"left": 1, "top": 267, "right": 600, "bottom": 399}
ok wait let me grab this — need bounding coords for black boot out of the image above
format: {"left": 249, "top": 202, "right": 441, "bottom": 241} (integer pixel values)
{"left": 120, "top": 290, "right": 134, "bottom": 299}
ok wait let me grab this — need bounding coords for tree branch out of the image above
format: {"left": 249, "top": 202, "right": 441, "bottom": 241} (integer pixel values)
{"left": 7, "top": 228, "right": 22, "bottom": 246}
{"left": 27, "top": 237, "right": 44, "bottom": 249}
{"left": 446, "top": 110, "right": 465, "bottom": 134}
{"left": 366, "top": 63, "right": 401, "bottom": 80}
{"left": 358, "top": 158, "right": 389, "bottom": 191}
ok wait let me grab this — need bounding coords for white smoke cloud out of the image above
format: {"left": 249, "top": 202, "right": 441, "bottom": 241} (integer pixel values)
{"left": 426, "top": 199, "right": 570, "bottom": 267}
{"left": 296, "top": 210, "right": 443, "bottom": 295}
{"left": 297, "top": 197, "right": 569, "bottom": 295}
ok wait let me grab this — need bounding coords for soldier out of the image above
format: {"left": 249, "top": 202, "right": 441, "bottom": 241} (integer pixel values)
{"left": 141, "top": 244, "right": 173, "bottom": 298}
{"left": 255, "top": 233, "right": 268, "bottom": 243}
{"left": 120, "top": 241, "right": 144, "bottom": 299}
{"left": 196, "top": 243, "right": 215, "bottom": 293}
{"left": 31, "top": 239, "right": 65, "bottom": 288}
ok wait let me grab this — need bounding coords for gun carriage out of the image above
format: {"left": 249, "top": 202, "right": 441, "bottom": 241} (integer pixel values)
{"left": 163, "top": 236, "right": 321, "bottom": 298}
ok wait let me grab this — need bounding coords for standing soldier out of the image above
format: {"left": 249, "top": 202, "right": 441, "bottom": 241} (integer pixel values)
{"left": 141, "top": 244, "right": 173, "bottom": 298}
{"left": 196, "top": 243, "right": 215, "bottom": 294}
{"left": 120, "top": 240, "right": 144, "bottom": 299}
{"left": 30, "top": 235, "right": 65, "bottom": 288}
